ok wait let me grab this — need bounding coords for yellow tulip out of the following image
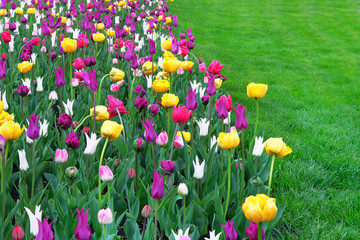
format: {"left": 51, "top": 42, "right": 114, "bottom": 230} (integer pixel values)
{"left": 163, "top": 51, "right": 173, "bottom": 59}
{"left": 90, "top": 106, "right": 109, "bottom": 121}
{"left": 177, "top": 131, "right": 191, "bottom": 143}
{"left": 0, "top": 9, "right": 7, "bottom": 16}
{"left": 242, "top": 194, "right": 277, "bottom": 224}
{"left": 161, "top": 40, "right": 172, "bottom": 50}
{"left": 15, "top": 8, "right": 24, "bottom": 15}
{"left": 17, "top": 61, "right": 33, "bottom": 73}
{"left": 61, "top": 38, "right": 77, "bottom": 53}
{"left": 26, "top": 8, "right": 36, "bottom": 14}
{"left": 165, "top": 17, "right": 172, "bottom": 24}
{"left": 0, "top": 112, "right": 14, "bottom": 126}
{"left": 247, "top": 82, "right": 268, "bottom": 99}
{"left": 265, "top": 137, "right": 292, "bottom": 158}
{"left": 217, "top": 131, "right": 240, "bottom": 149}
{"left": 109, "top": 68, "right": 125, "bottom": 82}
{"left": 101, "top": 120, "right": 123, "bottom": 141}
{"left": 93, "top": 32, "right": 105, "bottom": 42}
{"left": 0, "top": 121, "right": 25, "bottom": 140}
{"left": 118, "top": 1, "right": 126, "bottom": 7}
{"left": 95, "top": 23, "right": 105, "bottom": 31}
{"left": 156, "top": 71, "right": 169, "bottom": 81}
{"left": 180, "top": 61, "right": 194, "bottom": 71}
{"left": 163, "top": 58, "right": 181, "bottom": 73}
{"left": 142, "top": 61, "right": 158, "bottom": 75}
{"left": 215, "top": 78, "right": 223, "bottom": 90}
{"left": 161, "top": 93, "right": 179, "bottom": 108}
{"left": 152, "top": 80, "right": 170, "bottom": 93}
{"left": 61, "top": 17, "right": 67, "bottom": 24}
{"left": 106, "top": 29, "right": 115, "bottom": 37}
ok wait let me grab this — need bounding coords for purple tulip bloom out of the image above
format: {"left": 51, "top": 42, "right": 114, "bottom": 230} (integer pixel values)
{"left": 134, "top": 96, "right": 148, "bottom": 109}
{"left": 134, "top": 85, "right": 145, "bottom": 96}
{"left": 160, "top": 160, "right": 176, "bottom": 174}
{"left": 104, "top": 15, "right": 112, "bottom": 29}
{"left": 0, "top": 58, "right": 6, "bottom": 79}
{"left": 171, "top": 38, "right": 179, "bottom": 54}
{"left": 83, "top": 56, "right": 96, "bottom": 67}
{"left": 124, "top": 44, "right": 133, "bottom": 62}
{"left": 0, "top": 134, "right": 6, "bottom": 151}
{"left": 149, "top": 104, "right": 159, "bottom": 116}
{"left": 148, "top": 38, "right": 156, "bottom": 55}
{"left": 221, "top": 219, "right": 237, "bottom": 240}
{"left": 201, "top": 95, "right": 209, "bottom": 105}
{"left": 83, "top": 69, "right": 98, "bottom": 92}
{"left": 55, "top": 66, "right": 65, "bottom": 87}
{"left": 41, "top": 20, "right": 50, "bottom": 35}
{"left": 58, "top": 113, "right": 72, "bottom": 130}
{"left": 233, "top": 103, "right": 248, "bottom": 130}
{"left": 186, "top": 87, "right": 197, "bottom": 111}
{"left": 172, "top": 14, "right": 178, "bottom": 27}
{"left": 206, "top": 75, "right": 216, "bottom": 96}
{"left": 179, "top": 32, "right": 186, "bottom": 39}
{"left": 74, "top": 208, "right": 91, "bottom": 240}
{"left": 130, "top": 53, "right": 139, "bottom": 69}
{"left": 27, "top": 114, "right": 40, "bottom": 140}
{"left": 217, "top": 98, "right": 228, "bottom": 120}
{"left": 245, "top": 221, "right": 265, "bottom": 240}
{"left": 35, "top": 218, "right": 54, "bottom": 240}
{"left": 187, "top": 28, "right": 192, "bottom": 37}
{"left": 151, "top": 171, "right": 165, "bottom": 200}
{"left": 17, "top": 85, "right": 29, "bottom": 97}
{"left": 141, "top": 119, "right": 157, "bottom": 142}
{"left": 66, "top": 131, "right": 80, "bottom": 149}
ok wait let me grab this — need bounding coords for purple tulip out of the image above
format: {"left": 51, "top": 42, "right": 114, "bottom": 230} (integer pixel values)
{"left": 187, "top": 28, "right": 192, "bottom": 37}
{"left": 35, "top": 218, "right": 54, "bottom": 240}
{"left": 0, "top": 58, "right": 5, "bottom": 79}
{"left": 160, "top": 160, "right": 176, "bottom": 174}
{"left": 201, "top": 95, "right": 209, "bottom": 105}
{"left": 148, "top": 38, "right": 156, "bottom": 55}
{"left": 233, "top": 103, "right": 248, "bottom": 130}
{"left": 217, "top": 98, "right": 228, "bottom": 119}
{"left": 186, "top": 88, "right": 197, "bottom": 111}
{"left": 141, "top": 119, "right": 157, "bottom": 142}
{"left": 134, "top": 85, "right": 145, "bottom": 96}
{"left": 149, "top": 104, "right": 159, "bottom": 116}
{"left": 83, "top": 56, "right": 96, "bottom": 67}
{"left": 171, "top": 38, "right": 179, "bottom": 54}
{"left": 221, "top": 219, "right": 237, "bottom": 240}
{"left": 124, "top": 44, "right": 133, "bottom": 61}
{"left": 245, "top": 221, "right": 264, "bottom": 240}
{"left": 17, "top": 85, "right": 29, "bottom": 97}
{"left": 54, "top": 66, "right": 65, "bottom": 87}
{"left": 130, "top": 53, "right": 139, "bottom": 69}
{"left": 27, "top": 114, "right": 40, "bottom": 140}
{"left": 206, "top": 75, "right": 216, "bottom": 96}
{"left": 74, "top": 208, "right": 91, "bottom": 240}
{"left": 179, "top": 32, "right": 186, "bottom": 39}
{"left": 58, "top": 113, "right": 72, "bottom": 130}
{"left": 104, "top": 15, "right": 112, "bottom": 29}
{"left": 41, "top": 20, "right": 50, "bottom": 35}
{"left": 135, "top": 137, "right": 145, "bottom": 151}
{"left": 134, "top": 96, "right": 148, "bottom": 109}
{"left": 66, "top": 131, "right": 80, "bottom": 149}
{"left": 0, "top": 134, "right": 6, "bottom": 151}
{"left": 83, "top": 69, "right": 98, "bottom": 92}
{"left": 151, "top": 171, "right": 165, "bottom": 200}
{"left": 172, "top": 14, "right": 178, "bottom": 27}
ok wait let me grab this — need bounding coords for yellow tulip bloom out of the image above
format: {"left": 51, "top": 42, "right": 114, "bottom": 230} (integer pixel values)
{"left": 265, "top": 137, "right": 292, "bottom": 158}
{"left": 242, "top": 194, "right": 277, "bottom": 224}
{"left": 92, "top": 32, "right": 105, "bottom": 43}
{"left": 177, "top": 131, "right": 191, "bottom": 143}
{"left": 161, "top": 93, "right": 179, "bottom": 108}
{"left": 180, "top": 61, "right": 194, "bottom": 71}
{"left": 90, "top": 106, "right": 109, "bottom": 121}
{"left": 163, "top": 58, "right": 181, "bottom": 73}
{"left": 247, "top": 82, "right": 268, "bottom": 99}
{"left": 0, "top": 111, "right": 14, "bottom": 126}
{"left": 109, "top": 68, "right": 125, "bottom": 82}
{"left": 152, "top": 80, "right": 170, "bottom": 93}
{"left": 61, "top": 38, "right": 77, "bottom": 53}
{"left": 17, "top": 61, "right": 33, "bottom": 73}
{"left": 101, "top": 120, "right": 123, "bottom": 141}
{"left": 142, "top": 61, "right": 158, "bottom": 75}
{"left": 0, "top": 121, "right": 25, "bottom": 140}
{"left": 161, "top": 40, "right": 172, "bottom": 50}
{"left": 217, "top": 131, "right": 240, "bottom": 149}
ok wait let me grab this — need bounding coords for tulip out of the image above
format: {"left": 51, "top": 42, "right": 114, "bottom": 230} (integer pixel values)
{"left": 107, "top": 95, "right": 128, "bottom": 118}
{"left": 265, "top": 137, "right": 292, "bottom": 158}
{"left": 61, "top": 38, "right": 77, "bottom": 53}
{"left": 34, "top": 218, "right": 53, "bottom": 240}
{"left": 66, "top": 131, "right": 80, "bottom": 149}
{"left": 0, "top": 134, "right": 6, "bottom": 151}
{"left": 74, "top": 208, "right": 91, "bottom": 240}
{"left": 18, "top": 149, "right": 29, "bottom": 171}
{"left": 83, "top": 69, "right": 98, "bottom": 92}
{"left": 196, "top": 118, "right": 210, "bottom": 137}
{"left": 17, "top": 85, "right": 29, "bottom": 97}
{"left": 177, "top": 131, "right": 191, "bottom": 143}
{"left": 161, "top": 40, "right": 172, "bottom": 50}
{"left": 98, "top": 208, "right": 113, "bottom": 224}
{"left": 0, "top": 121, "right": 25, "bottom": 140}
{"left": 109, "top": 68, "right": 125, "bottom": 82}
{"left": 128, "top": 168, "right": 136, "bottom": 179}
{"left": 58, "top": 113, "right": 72, "bottom": 130}
{"left": 247, "top": 83, "right": 268, "bottom": 99}
{"left": 100, "top": 120, "right": 123, "bottom": 141}
{"left": 156, "top": 132, "right": 168, "bottom": 146}
{"left": 141, "top": 119, "right": 157, "bottom": 142}
{"left": 0, "top": 58, "right": 6, "bottom": 79}
{"left": 26, "top": 114, "right": 40, "bottom": 140}
{"left": 220, "top": 219, "right": 237, "bottom": 240}
{"left": 72, "top": 58, "right": 84, "bottom": 70}
{"left": 142, "top": 61, "right": 158, "bottom": 75}
{"left": 215, "top": 78, "right": 223, "bottom": 90}
{"left": 217, "top": 131, "right": 240, "bottom": 149}
{"left": 84, "top": 133, "right": 101, "bottom": 156}
{"left": 17, "top": 61, "right": 33, "bottom": 73}
{"left": 172, "top": 228, "right": 190, "bottom": 240}
{"left": 12, "top": 226, "right": 25, "bottom": 240}
{"left": 178, "top": 183, "right": 188, "bottom": 196}
{"left": 83, "top": 56, "right": 95, "bottom": 66}
{"left": 48, "top": 91, "right": 58, "bottom": 100}
{"left": 90, "top": 106, "right": 109, "bottom": 121}
{"left": 152, "top": 80, "right": 170, "bottom": 93}
{"left": 233, "top": 103, "right": 248, "bottom": 130}
{"left": 172, "top": 105, "right": 192, "bottom": 124}
{"left": 134, "top": 137, "right": 146, "bottom": 152}
{"left": 216, "top": 98, "right": 228, "bottom": 119}
{"left": 208, "top": 60, "right": 224, "bottom": 75}
{"left": 253, "top": 136, "right": 265, "bottom": 157}
{"left": 198, "top": 62, "right": 206, "bottom": 72}
{"left": 206, "top": 75, "right": 216, "bottom": 96}
{"left": 99, "top": 166, "right": 114, "bottom": 182}
{"left": 110, "top": 84, "right": 119, "bottom": 92}
{"left": 186, "top": 88, "right": 197, "bottom": 110}
{"left": 163, "top": 57, "right": 181, "bottom": 73}
{"left": 242, "top": 194, "right": 277, "bottom": 223}
{"left": 174, "top": 135, "right": 184, "bottom": 149}
{"left": 149, "top": 104, "right": 160, "bottom": 116}
{"left": 66, "top": 167, "right": 78, "bottom": 180}
{"left": 134, "top": 96, "right": 149, "bottom": 109}
{"left": 151, "top": 171, "right": 165, "bottom": 200}
{"left": 245, "top": 221, "right": 265, "bottom": 240}
{"left": 93, "top": 32, "right": 105, "bottom": 42}
{"left": 141, "top": 205, "right": 152, "bottom": 218}
{"left": 54, "top": 67, "right": 65, "bottom": 87}
{"left": 193, "top": 156, "right": 205, "bottom": 179}
{"left": 24, "top": 205, "right": 42, "bottom": 236}
{"left": 160, "top": 160, "right": 176, "bottom": 174}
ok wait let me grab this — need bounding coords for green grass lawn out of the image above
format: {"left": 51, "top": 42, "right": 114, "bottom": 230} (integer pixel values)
{"left": 171, "top": 0, "right": 360, "bottom": 238}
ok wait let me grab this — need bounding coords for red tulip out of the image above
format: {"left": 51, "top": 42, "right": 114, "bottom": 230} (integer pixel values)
{"left": 1, "top": 31, "right": 11, "bottom": 43}
{"left": 172, "top": 105, "right": 192, "bottom": 124}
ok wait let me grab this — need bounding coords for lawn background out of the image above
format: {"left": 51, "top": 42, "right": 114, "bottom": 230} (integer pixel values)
{"left": 171, "top": 0, "right": 360, "bottom": 239}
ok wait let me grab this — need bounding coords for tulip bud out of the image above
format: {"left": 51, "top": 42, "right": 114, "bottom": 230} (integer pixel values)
{"left": 83, "top": 126, "right": 90, "bottom": 135}
{"left": 141, "top": 205, "right": 151, "bottom": 218}
{"left": 201, "top": 95, "right": 209, "bottom": 105}
{"left": 113, "top": 158, "right": 120, "bottom": 168}
{"left": 160, "top": 160, "right": 175, "bottom": 174}
{"left": 66, "top": 166, "right": 78, "bottom": 179}
{"left": 48, "top": 91, "right": 58, "bottom": 100}
{"left": 1, "top": 53, "right": 7, "bottom": 61}
{"left": 177, "top": 67, "right": 184, "bottom": 75}
{"left": 12, "top": 226, "right": 24, "bottom": 240}
{"left": 174, "top": 135, "right": 184, "bottom": 149}
{"left": 72, "top": 121, "right": 79, "bottom": 129}
{"left": 72, "top": 78, "right": 79, "bottom": 87}
{"left": 98, "top": 208, "right": 113, "bottom": 225}
{"left": 133, "top": 137, "right": 145, "bottom": 151}
{"left": 54, "top": 149, "right": 68, "bottom": 163}
{"left": 148, "top": 104, "right": 159, "bottom": 116}
{"left": 178, "top": 183, "right": 188, "bottom": 196}
{"left": 100, "top": 166, "right": 114, "bottom": 182}
{"left": 128, "top": 168, "right": 135, "bottom": 179}
{"left": 40, "top": 46, "right": 47, "bottom": 53}
{"left": 110, "top": 83, "right": 120, "bottom": 92}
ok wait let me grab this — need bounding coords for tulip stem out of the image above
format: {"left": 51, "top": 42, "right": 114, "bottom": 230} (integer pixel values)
{"left": 208, "top": 95, "right": 212, "bottom": 150}
{"left": 267, "top": 154, "right": 276, "bottom": 197}
{"left": 141, "top": 219, "right": 147, "bottom": 240}
{"left": 1, "top": 150, "right": 5, "bottom": 222}
{"left": 241, "top": 130, "right": 245, "bottom": 163}
{"left": 167, "top": 107, "right": 171, "bottom": 135}
{"left": 258, "top": 222, "right": 262, "bottom": 240}
{"left": 239, "top": 149, "right": 245, "bottom": 204}
{"left": 180, "top": 126, "right": 190, "bottom": 179}
{"left": 86, "top": 155, "right": 90, "bottom": 182}
{"left": 98, "top": 137, "right": 109, "bottom": 207}
{"left": 93, "top": 91, "right": 96, "bottom": 132}
{"left": 74, "top": 114, "right": 92, "bottom": 132}
{"left": 151, "top": 142, "right": 156, "bottom": 170}
{"left": 224, "top": 149, "right": 232, "bottom": 221}
{"left": 31, "top": 141, "right": 36, "bottom": 207}
{"left": 116, "top": 108, "right": 126, "bottom": 141}
{"left": 253, "top": 98, "right": 259, "bottom": 141}
{"left": 96, "top": 73, "right": 110, "bottom": 105}
{"left": 135, "top": 152, "right": 139, "bottom": 192}
{"left": 69, "top": 53, "right": 74, "bottom": 101}
{"left": 197, "top": 179, "right": 200, "bottom": 196}
{"left": 183, "top": 197, "right": 186, "bottom": 226}
{"left": 190, "top": 114, "right": 194, "bottom": 161}
{"left": 107, "top": 182, "right": 111, "bottom": 204}
{"left": 154, "top": 199, "right": 158, "bottom": 240}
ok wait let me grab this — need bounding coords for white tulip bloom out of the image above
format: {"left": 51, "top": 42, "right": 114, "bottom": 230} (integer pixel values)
{"left": 210, "top": 135, "right": 218, "bottom": 151}
{"left": 204, "top": 230, "right": 222, "bottom": 240}
{"left": 193, "top": 156, "right": 205, "bottom": 179}
{"left": 1, "top": 91, "right": 8, "bottom": 110}
{"left": 172, "top": 228, "right": 190, "bottom": 240}
{"left": 36, "top": 77, "right": 43, "bottom": 92}
{"left": 223, "top": 111, "right": 231, "bottom": 125}
{"left": 30, "top": 53, "right": 37, "bottom": 65}
{"left": 84, "top": 132, "right": 102, "bottom": 156}
{"left": 21, "top": 78, "right": 31, "bottom": 95}
{"left": 189, "top": 80, "right": 201, "bottom": 93}
{"left": 24, "top": 205, "right": 42, "bottom": 236}
{"left": 18, "top": 149, "right": 29, "bottom": 171}
{"left": 196, "top": 118, "right": 209, "bottom": 137}
{"left": 145, "top": 75, "right": 152, "bottom": 89}
{"left": 177, "top": 183, "right": 188, "bottom": 197}
{"left": 39, "top": 120, "right": 49, "bottom": 137}
{"left": 157, "top": 56, "right": 164, "bottom": 69}
{"left": 253, "top": 136, "right": 265, "bottom": 157}
{"left": 63, "top": 99, "right": 75, "bottom": 116}
{"left": 199, "top": 86, "right": 206, "bottom": 99}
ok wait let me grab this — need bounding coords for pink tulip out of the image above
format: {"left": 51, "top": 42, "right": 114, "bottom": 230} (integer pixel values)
{"left": 98, "top": 208, "right": 113, "bottom": 225}
{"left": 174, "top": 135, "right": 184, "bottom": 149}
{"left": 156, "top": 132, "right": 168, "bottom": 146}
{"left": 110, "top": 84, "right": 120, "bottom": 92}
{"left": 54, "top": 149, "right": 68, "bottom": 163}
{"left": 99, "top": 166, "right": 114, "bottom": 182}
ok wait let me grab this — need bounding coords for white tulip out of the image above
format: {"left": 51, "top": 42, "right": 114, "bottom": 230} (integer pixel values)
{"left": 178, "top": 183, "right": 188, "bottom": 196}
{"left": 193, "top": 156, "right": 205, "bottom": 179}
{"left": 63, "top": 99, "right": 75, "bottom": 116}
{"left": 39, "top": 120, "right": 49, "bottom": 137}
{"left": 196, "top": 118, "right": 209, "bottom": 137}
{"left": 253, "top": 136, "right": 265, "bottom": 157}
{"left": 18, "top": 149, "right": 29, "bottom": 171}
{"left": 223, "top": 111, "right": 231, "bottom": 125}
{"left": 204, "top": 230, "right": 222, "bottom": 240}
{"left": 24, "top": 205, "right": 42, "bottom": 236}
{"left": 172, "top": 227, "right": 190, "bottom": 240}
{"left": 36, "top": 76, "right": 43, "bottom": 92}
{"left": 0, "top": 91, "right": 8, "bottom": 110}
{"left": 84, "top": 132, "right": 102, "bottom": 156}
{"left": 190, "top": 80, "right": 201, "bottom": 93}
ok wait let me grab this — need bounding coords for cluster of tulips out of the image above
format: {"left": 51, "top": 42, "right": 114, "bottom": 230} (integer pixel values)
{"left": 0, "top": 0, "right": 292, "bottom": 239}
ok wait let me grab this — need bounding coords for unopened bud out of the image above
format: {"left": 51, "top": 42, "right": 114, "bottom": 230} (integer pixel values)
{"left": 113, "top": 158, "right": 120, "bottom": 168}
{"left": 178, "top": 183, "right": 188, "bottom": 197}
{"left": 141, "top": 205, "right": 151, "bottom": 218}
{"left": 128, "top": 168, "right": 135, "bottom": 179}
{"left": 66, "top": 166, "right": 78, "bottom": 180}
